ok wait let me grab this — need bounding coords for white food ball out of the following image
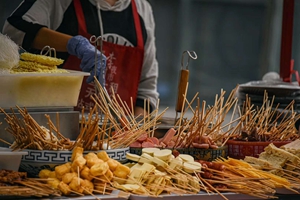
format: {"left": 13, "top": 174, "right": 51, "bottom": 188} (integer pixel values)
{"left": 262, "top": 72, "right": 281, "bottom": 81}
{"left": 0, "top": 33, "right": 19, "bottom": 72}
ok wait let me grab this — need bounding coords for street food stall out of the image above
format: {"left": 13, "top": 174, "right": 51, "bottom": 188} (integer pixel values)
{"left": 0, "top": 0, "right": 300, "bottom": 199}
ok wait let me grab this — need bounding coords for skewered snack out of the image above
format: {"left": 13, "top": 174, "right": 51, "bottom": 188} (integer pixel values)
{"left": 39, "top": 169, "right": 52, "bottom": 179}
{"left": 82, "top": 179, "right": 94, "bottom": 195}
{"left": 69, "top": 177, "right": 84, "bottom": 193}
{"left": 0, "top": 169, "right": 61, "bottom": 197}
{"left": 90, "top": 162, "right": 109, "bottom": 176}
{"left": 86, "top": 153, "right": 103, "bottom": 168}
{"left": 98, "top": 169, "right": 114, "bottom": 182}
{"left": 62, "top": 172, "right": 78, "bottom": 184}
{"left": 40, "top": 148, "right": 127, "bottom": 196}
{"left": 90, "top": 78, "right": 168, "bottom": 150}
{"left": 129, "top": 87, "right": 240, "bottom": 153}
{"left": 0, "top": 169, "right": 27, "bottom": 184}
{"left": 97, "top": 151, "right": 110, "bottom": 162}
{"left": 58, "top": 181, "right": 71, "bottom": 195}
{"left": 80, "top": 166, "right": 94, "bottom": 181}
{"left": 232, "top": 92, "right": 300, "bottom": 142}
{"left": 47, "top": 178, "right": 60, "bottom": 189}
{"left": 244, "top": 141, "right": 300, "bottom": 187}
{"left": 55, "top": 162, "right": 72, "bottom": 179}
{"left": 0, "top": 106, "right": 74, "bottom": 151}
{"left": 71, "top": 155, "right": 87, "bottom": 172}
{"left": 107, "top": 158, "right": 121, "bottom": 172}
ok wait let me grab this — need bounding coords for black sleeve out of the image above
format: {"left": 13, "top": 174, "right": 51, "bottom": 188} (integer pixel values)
{"left": 6, "top": 0, "right": 47, "bottom": 50}
{"left": 135, "top": 98, "right": 153, "bottom": 112}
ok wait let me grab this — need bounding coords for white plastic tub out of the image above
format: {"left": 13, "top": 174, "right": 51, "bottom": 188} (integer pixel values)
{"left": 0, "top": 70, "right": 89, "bottom": 108}
{"left": 0, "top": 147, "right": 28, "bottom": 171}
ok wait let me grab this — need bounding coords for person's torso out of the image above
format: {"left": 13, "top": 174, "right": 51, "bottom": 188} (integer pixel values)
{"left": 56, "top": 0, "right": 147, "bottom": 62}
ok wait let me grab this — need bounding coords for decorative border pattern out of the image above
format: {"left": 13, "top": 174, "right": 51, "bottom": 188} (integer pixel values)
{"left": 21, "top": 147, "right": 129, "bottom": 163}
{"left": 130, "top": 146, "right": 228, "bottom": 161}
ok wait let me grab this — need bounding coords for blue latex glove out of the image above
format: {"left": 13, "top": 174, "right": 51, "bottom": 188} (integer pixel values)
{"left": 67, "top": 35, "right": 106, "bottom": 85}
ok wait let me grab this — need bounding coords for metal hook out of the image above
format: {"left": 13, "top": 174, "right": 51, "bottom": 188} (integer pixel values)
{"left": 40, "top": 46, "right": 57, "bottom": 57}
{"left": 181, "top": 50, "right": 197, "bottom": 70}
{"left": 90, "top": 35, "right": 103, "bottom": 47}
{"left": 90, "top": 35, "right": 104, "bottom": 81}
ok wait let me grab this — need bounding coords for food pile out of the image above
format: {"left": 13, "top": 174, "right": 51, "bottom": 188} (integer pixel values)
{"left": 34, "top": 146, "right": 300, "bottom": 199}
{"left": 244, "top": 140, "right": 300, "bottom": 185}
{"left": 0, "top": 106, "right": 74, "bottom": 151}
{"left": 39, "top": 147, "right": 130, "bottom": 196}
{"left": 231, "top": 94, "right": 300, "bottom": 142}
{"left": 0, "top": 169, "right": 61, "bottom": 197}
{"left": 11, "top": 52, "right": 68, "bottom": 73}
{"left": 130, "top": 88, "right": 239, "bottom": 151}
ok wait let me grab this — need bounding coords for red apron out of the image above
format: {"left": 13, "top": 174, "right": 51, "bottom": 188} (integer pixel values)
{"left": 64, "top": 0, "right": 144, "bottom": 111}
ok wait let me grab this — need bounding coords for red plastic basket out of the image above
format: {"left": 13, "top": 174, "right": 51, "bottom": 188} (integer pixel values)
{"left": 226, "top": 140, "right": 291, "bottom": 159}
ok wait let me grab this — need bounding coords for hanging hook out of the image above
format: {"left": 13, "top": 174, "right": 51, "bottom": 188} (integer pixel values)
{"left": 181, "top": 50, "right": 197, "bottom": 70}
{"left": 40, "top": 45, "right": 57, "bottom": 57}
{"left": 90, "top": 35, "right": 102, "bottom": 46}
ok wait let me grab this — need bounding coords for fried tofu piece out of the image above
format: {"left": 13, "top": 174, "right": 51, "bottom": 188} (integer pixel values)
{"left": 58, "top": 181, "right": 71, "bottom": 195}
{"left": 98, "top": 169, "right": 113, "bottom": 182}
{"left": 39, "top": 169, "right": 52, "bottom": 178}
{"left": 107, "top": 159, "right": 120, "bottom": 172}
{"left": 85, "top": 152, "right": 98, "bottom": 160}
{"left": 69, "top": 177, "right": 84, "bottom": 194}
{"left": 71, "top": 155, "right": 86, "bottom": 172}
{"left": 85, "top": 152, "right": 104, "bottom": 168}
{"left": 90, "top": 162, "right": 109, "bottom": 176}
{"left": 82, "top": 179, "right": 94, "bottom": 195}
{"left": 47, "top": 178, "right": 60, "bottom": 189}
{"left": 93, "top": 182, "right": 112, "bottom": 194}
{"left": 71, "top": 146, "right": 84, "bottom": 162}
{"left": 62, "top": 172, "right": 77, "bottom": 184}
{"left": 48, "top": 171, "right": 57, "bottom": 179}
{"left": 113, "top": 164, "right": 130, "bottom": 179}
{"left": 97, "top": 151, "right": 110, "bottom": 162}
{"left": 55, "top": 162, "right": 72, "bottom": 178}
{"left": 80, "top": 166, "right": 94, "bottom": 181}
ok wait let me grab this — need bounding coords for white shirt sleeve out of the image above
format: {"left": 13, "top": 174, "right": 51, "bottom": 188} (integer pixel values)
{"left": 135, "top": 0, "right": 159, "bottom": 109}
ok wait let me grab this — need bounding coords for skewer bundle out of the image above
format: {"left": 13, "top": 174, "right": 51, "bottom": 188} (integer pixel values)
{"left": 0, "top": 106, "right": 73, "bottom": 150}
{"left": 244, "top": 140, "right": 300, "bottom": 189}
{"left": 72, "top": 105, "right": 112, "bottom": 150}
{"left": 200, "top": 157, "right": 298, "bottom": 199}
{"left": 0, "top": 169, "right": 61, "bottom": 197}
{"left": 91, "top": 79, "right": 168, "bottom": 149}
{"left": 172, "top": 87, "right": 242, "bottom": 149}
{"left": 233, "top": 91, "right": 300, "bottom": 142}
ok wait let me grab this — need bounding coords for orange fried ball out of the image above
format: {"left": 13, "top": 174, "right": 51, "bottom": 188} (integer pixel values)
{"left": 38, "top": 169, "right": 52, "bottom": 178}
{"left": 97, "top": 151, "right": 110, "bottom": 162}
{"left": 62, "top": 172, "right": 77, "bottom": 184}
{"left": 69, "top": 177, "right": 84, "bottom": 194}
{"left": 58, "top": 181, "right": 71, "bottom": 195}
{"left": 107, "top": 158, "right": 120, "bottom": 172}
{"left": 90, "top": 162, "right": 109, "bottom": 176}
{"left": 80, "top": 166, "right": 94, "bottom": 181}
{"left": 113, "top": 164, "right": 130, "bottom": 179}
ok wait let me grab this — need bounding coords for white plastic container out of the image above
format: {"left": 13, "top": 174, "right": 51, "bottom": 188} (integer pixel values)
{"left": 0, "top": 147, "right": 28, "bottom": 171}
{"left": 0, "top": 70, "right": 89, "bottom": 108}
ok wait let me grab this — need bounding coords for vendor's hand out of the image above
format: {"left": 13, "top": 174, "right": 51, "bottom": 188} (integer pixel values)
{"left": 67, "top": 35, "right": 106, "bottom": 85}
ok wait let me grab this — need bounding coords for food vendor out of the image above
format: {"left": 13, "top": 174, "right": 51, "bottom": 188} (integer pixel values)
{"left": 2, "top": 0, "right": 159, "bottom": 116}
